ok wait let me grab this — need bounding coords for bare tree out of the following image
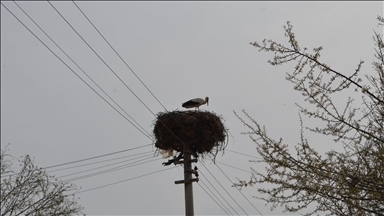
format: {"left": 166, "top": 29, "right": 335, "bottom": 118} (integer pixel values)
{"left": 234, "top": 16, "right": 384, "bottom": 216}
{"left": 1, "top": 147, "right": 84, "bottom": 216}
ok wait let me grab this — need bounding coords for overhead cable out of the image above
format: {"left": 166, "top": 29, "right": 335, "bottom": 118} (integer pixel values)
{"left": 216, "top": 163, "right": 264, "bottom": 216}
{"left": 1, "top": 2, "right": 155, "bottom": 143}
{"left": 74, "top": 166, "right": 177, "bottom": 194}
{"left": 43, "top": 144, "right": 152, "bottom": 169}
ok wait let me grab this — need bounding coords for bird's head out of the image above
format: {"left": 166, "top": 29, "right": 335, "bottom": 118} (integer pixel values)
{"left": 205, "top": 97, "right": 209, "bottom": 106}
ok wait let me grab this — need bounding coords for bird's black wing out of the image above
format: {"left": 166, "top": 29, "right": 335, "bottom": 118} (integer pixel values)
{"left": 182, "top": 100, "right": 199, "bottom": 108}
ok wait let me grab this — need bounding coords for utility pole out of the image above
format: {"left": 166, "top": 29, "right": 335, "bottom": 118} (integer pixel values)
{"left": 183, "top": 148, "right": 194, "bottom": 216}
{"left": 175, "top": 147, "right": 198, "bottom": 216}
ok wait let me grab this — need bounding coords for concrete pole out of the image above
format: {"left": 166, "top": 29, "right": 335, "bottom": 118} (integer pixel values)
{"left": 184, "top": 147, "right": 194, "bottom": 216}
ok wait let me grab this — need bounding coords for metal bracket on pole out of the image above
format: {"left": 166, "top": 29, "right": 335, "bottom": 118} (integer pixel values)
{"left": 174, "top": 178, "right": 199, "bottom": 184}
{"left": 174, "top": 159, "right": 197, "bottom": 165}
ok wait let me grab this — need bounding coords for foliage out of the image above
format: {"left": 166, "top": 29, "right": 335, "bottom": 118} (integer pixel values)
{"left": 1, "top": 147, "right": 84, "bottom": 216}
{"left": 234, "top": 16, "right": 384, "bottom": 215}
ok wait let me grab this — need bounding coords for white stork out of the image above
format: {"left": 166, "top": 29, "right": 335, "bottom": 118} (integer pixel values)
{"left": 182, "top": 97, "right": 209, "bottom": 111}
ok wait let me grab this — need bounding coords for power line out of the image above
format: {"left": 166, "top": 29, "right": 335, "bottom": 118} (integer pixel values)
{"left": 75, "top": 3, "right": 253, "bottom": 208}
{"left": 1, "top": 147, "right": 154, "bottom": 179}
{"left": 216, "top": 162, "right": 253, "bottom": 174}
{"left": 72, "top": 0, "right": 198, "bottom": 143}
{"left": 1, "top": 3, "right": 184, "bottom": 194}
{"left": 3, "top": 2, "right": 164, "bottom": 187}
{"left": 29, "top": 4, "right": 246, "bottom": 213}
{"left": 44, "top": 4, "right": 248, "bottom": 216}
{"left": 47, "top": 1, "right": 157, "bottom": 117}
{"left": 61, "top": 0, "right": 204, "bottom": 163}
{"left": 3, "top": 4, "right": 254, "bottom": 216}
{"left": 198, "top": 176, "right": 233, "bottom": 215}
{"left": 63, "top": 157, "right": 160, "bottom": 182}
{"left": 12, "top": 1, "right": 155, "bottom": 141}
{"left": 0, "top": 2, "right": 154, "bottom": 143}
{"left": 200, "top": 165, "right": 248, "bottom": 216}
{"left": 2, "top": 5, "right": 219, "bottom": 214}
{"left": 48, "top": 151, "right": 152, "bottom": 173}
{"left": 216, "top": 163, "right": 264, "bottom": 216}
{"left": 56, "top": 153, "right": 154, "bottom": 179}
{"left": 72, "top": 0, "right": 168, "bottom": 111}
{"left": 226, "top": 149, "right": 263, "bottom": 160}
{"left": 43, "top": 144, "right": 152, "bottom": 169}
{"left": 74, "top": 166, "right": 177, "bottom": 195}
{"left": 199, "top": 170, "right": 239, "bottom": 216}
{"left": 197, "top": 181, "right": 231, "bottom": 216}
{"left": 47, "top": 1, "right": 191, "bottom": 157}
{"left": 70, "top": 0, "right": 197, "bottom": 148}
{"left": 70, "top": 2, "right": 209, "bottom": 157}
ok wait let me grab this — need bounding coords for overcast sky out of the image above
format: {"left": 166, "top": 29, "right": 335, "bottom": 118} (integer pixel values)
{"left": 1, "top": 1, "right": 383, "bottom": 215}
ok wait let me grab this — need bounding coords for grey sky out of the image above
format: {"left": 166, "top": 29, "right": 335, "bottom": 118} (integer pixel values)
{"left": 1, "top": 1, "right": 383, "bottom": 215}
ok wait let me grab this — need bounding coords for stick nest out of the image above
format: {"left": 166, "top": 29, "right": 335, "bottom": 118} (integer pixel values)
{"left": 153, "top": 110, "right": 228, "bottom": 160}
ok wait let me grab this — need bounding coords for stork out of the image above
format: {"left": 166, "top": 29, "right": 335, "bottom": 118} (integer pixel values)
{"left": 182, "top": 97, "right": 209, "bottom": 111}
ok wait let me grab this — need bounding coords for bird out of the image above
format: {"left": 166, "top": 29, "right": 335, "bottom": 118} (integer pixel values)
{"left": 182, "top": 97, "right": 209, "bottom": 111}
{"left": 162, "top": 152, "right": 184, "bottom": 166}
